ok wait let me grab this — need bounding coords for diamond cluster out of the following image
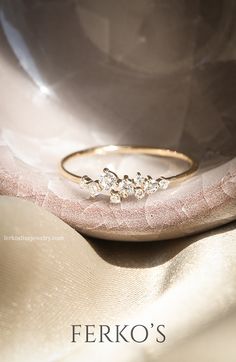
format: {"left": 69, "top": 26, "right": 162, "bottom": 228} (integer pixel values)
{"left": 79, "top": 168, "right": 169, "bottom": 204}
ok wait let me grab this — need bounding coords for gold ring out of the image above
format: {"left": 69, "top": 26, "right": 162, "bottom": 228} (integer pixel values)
{"left": 60, "top": 145, "right": 198, "bottom": 203}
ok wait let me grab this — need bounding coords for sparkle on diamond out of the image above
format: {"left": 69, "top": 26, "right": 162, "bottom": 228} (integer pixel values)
{"left": 118, "top": 176, "right": 134, "bottom": 198}
{"left": 80, "top": 175, "right": 92, "bottom": 189}
{"left": 134, "top": 187, "right": 145, "bottom": 200}
{"left": 110, "top": 190, "right": 121, "bottom": 204}
{"left": 79, "top": 168, "right": 169, "bottom": 203}
{"left": 99, "top": 168, "right": 118, "bottom": 191}
{"left": 157, "top": 177, "right": 170, "bottom": 190}
{"left": 133, "top": 172, "right": 146, "bottom": 188}
{"left": 145, "top": 176, "right": 159, "bottom": 194}
{"left": 88, "top": 181, "right": 101, "bottom": 197}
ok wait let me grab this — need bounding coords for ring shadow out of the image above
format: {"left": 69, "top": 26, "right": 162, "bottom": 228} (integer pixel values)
{"left": 86, "top": 220, "right": 236, "bottom": 268}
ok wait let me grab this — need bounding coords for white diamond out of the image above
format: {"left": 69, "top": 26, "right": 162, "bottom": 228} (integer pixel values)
{"left": 79, "top": 175, "right": 92, "bottom": 189}
{"left": 134, "top": 187, "right": 145, "bottom": 200}
{"left": 118, "top": 176, "right": 134, "bottom": 198}
{"left": 145, "top": 176, "right": 159, "bottom": 194}
{"left": 133, "top": 172, "right": 146, "bottom": 188}
{"left": 158, "top": 177, "right": 170, "bottom": 190}
{"left": 88, "top": 181, "right": 101, "bottom": 197}
{"left": 98, "top": 168, "right": 118, "bottom": 191}
{"left": 110, "top": 190, "right": 121, "bottom": 204}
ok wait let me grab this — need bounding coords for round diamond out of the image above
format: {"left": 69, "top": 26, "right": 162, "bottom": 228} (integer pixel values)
{"left": 118, "top": 176, "right": 134, "bottom": 199}
{"left": 145, "top": 176, "right": 159, "bottom": 194}
{"left": 88, "top": 181, "right": 101, "bottom": 197}
{"left": 110, "top": 190, "right": 121, "bottom": 204}
{"left": 79, "top": 175, "right": 92, "bottom": 189}
{"left": 134, "top": 187, "right": 145, "bottom": 200}
{"left": 133, "top": 172, "right": 146, "bottom": 188}
{"left": 98, "top": 168, "right": 118, "bottom": 191}
{"left": 158, "top": 177, "right": 170, "bottom": 190}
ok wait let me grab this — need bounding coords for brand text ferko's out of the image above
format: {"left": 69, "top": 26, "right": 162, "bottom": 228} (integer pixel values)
{"left": 71, "top": 324, "right": 166, "bottom": 343}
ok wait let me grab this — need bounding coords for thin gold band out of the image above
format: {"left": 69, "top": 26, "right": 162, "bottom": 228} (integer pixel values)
{"left": 60, "top": 145, "right": 198, "bottom": 203}
{"left": 60, "top": 145, "right": 198, "bottom": 183}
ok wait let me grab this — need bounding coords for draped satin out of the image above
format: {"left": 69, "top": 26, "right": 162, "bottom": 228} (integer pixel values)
{"left": 0, "top": 196, "right": 236, "bottom": 362}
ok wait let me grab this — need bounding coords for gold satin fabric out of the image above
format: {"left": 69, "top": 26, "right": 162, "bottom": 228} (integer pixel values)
{"left": 0, "top": 196, "right": 236, "bottom": 362}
